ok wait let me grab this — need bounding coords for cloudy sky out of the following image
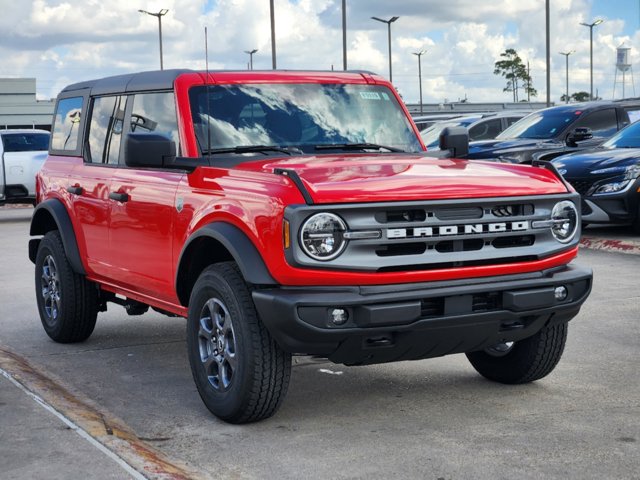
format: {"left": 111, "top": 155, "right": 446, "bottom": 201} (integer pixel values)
{"left": 1, "top": 0, "right": 638, "bottom": 104}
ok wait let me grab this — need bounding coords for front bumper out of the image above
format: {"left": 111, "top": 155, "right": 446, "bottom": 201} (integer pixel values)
{"left": 252, "top": 264, "right": 592, "bottom": 365}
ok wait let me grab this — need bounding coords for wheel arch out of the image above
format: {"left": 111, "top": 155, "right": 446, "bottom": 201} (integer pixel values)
{"left": 175, "top": 222, "right": 276, "bottom": 306}
{"left": 29, "top": 199, "right": 85, "bottom": 275}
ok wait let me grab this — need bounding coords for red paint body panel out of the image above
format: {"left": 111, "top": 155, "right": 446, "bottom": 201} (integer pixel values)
{"left": 36, "top": 70, "right": 580, "bottom": 313}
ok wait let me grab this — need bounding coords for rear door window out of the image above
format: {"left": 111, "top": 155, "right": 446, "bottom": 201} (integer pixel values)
{"left": 87, "top": 96, "right": 126, "bottom": 164}
{"left": 573, "top": 108, "right": 619, "bottom": 137}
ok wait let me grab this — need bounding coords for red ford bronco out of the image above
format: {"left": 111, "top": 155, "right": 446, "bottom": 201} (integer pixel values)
{"left": 30, "top": 70, "right": 592, "bottom": 423}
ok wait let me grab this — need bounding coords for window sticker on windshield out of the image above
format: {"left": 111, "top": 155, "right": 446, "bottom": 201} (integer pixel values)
{"left": 360, "top": 91, "right": 381, "bottom": 100}
{"left": 381, "top": 92, "right": 390, "bottom": 101}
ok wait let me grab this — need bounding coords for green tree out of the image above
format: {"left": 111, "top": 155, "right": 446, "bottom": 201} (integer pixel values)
{"left": 571, "top": 91, "right": 590, "bottom": 102}
{"left": 494, "top": 49, "right": 537, "bottom": 102}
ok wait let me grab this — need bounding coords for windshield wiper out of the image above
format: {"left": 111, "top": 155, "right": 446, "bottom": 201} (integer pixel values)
{"left": 204, "top": 145, "right": 299, "bottom": 155}
{"left": 314, "top": 143, "right": 405, "bottom": 153}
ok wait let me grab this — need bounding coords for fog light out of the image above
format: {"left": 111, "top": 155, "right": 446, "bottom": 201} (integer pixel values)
{"left": 554, "top": 286, "right": 568, "bottom": 301}
{"left": 330, "top": 308, "right": 349, "bottom": 325}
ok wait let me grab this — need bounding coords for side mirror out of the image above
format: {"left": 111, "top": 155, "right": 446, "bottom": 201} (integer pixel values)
{"left": 125, "top": 133, "right": 176, "bottom": 168}
{"left": 439, "top": 126, "right": 469, "bottom": 158}
{"left": 566, "top": 127, "right": 593, "bottom": 147}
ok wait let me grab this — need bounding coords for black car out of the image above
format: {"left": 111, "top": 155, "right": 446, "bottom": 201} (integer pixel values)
{"left": 467, "top": 100, "right": 640, "bottom": 163}
{"left": 552, "top": 120, "right": 640, "bottom": 232}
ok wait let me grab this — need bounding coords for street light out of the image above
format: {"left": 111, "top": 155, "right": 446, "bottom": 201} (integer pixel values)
{"left": 139, "top": 9, "right": 169, "bottom": 70}
{"left": 244, "top": 49, "right": 258, "bottom": 70}
{"left": 580, "top": 19, "right": 604, "bottom": 100}
{"left": 559, "top": 51, "right": 575, "bottom": 103}
{"left": 371, "top": 16, "right": 399, "bottom": 82}
{"left": 412, "top": 50, "right": 426, "bottom": 114}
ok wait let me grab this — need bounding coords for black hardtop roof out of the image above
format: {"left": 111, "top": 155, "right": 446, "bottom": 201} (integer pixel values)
{"left": 60, "top": 69, "right": 380, "bottom": 97}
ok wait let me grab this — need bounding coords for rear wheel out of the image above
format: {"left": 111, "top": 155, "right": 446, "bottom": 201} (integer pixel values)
{"left": 466, "top": 322, "right": 568, "bottom": 384}
{"left": 34, "top": 231, "right": 99, "bottom": 343}
{"left": 186, "top": 262, "right": 291, "bottom": 423}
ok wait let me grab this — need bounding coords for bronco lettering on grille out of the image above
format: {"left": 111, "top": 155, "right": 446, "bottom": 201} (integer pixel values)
{"left": 386, "top": 221, "right": 530, "bottom": 239}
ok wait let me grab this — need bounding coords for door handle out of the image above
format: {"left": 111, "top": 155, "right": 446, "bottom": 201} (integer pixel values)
{"left": 66, "top": 185, "right": 83, "bottom": 195}
{"left": 109, "top": 191, "right": 129, "bottom": 202}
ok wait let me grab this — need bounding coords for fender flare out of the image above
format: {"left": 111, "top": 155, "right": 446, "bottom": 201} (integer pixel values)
{"left": 176, "top": 222, "right": 277, "bottom": 302}
{"left": 29, "top": 199, "right": 86, "bottom": 275}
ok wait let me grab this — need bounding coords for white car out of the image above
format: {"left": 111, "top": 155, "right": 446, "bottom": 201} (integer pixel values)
{"left": 0, "top": 129, "right": 50, "bottom": 205}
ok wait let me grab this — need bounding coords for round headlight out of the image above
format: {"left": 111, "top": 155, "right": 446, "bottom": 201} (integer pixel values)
{"left": 300, "top": 213, "right": 347, "bottom": 261}
{"left": 550, "top": 201, "right": 578, "bottom": 243}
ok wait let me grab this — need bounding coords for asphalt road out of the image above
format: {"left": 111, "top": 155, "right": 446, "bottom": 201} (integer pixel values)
{"left": 1, "top": 206, "right": 638, "bottom": 479}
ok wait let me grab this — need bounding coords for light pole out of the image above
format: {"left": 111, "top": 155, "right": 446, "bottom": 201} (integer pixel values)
{"left": 412, "top": 50, "right": 426, "bottom": 114}
{"left": 371, "top": 16, "right": 399, "bottom": 82}
{"left": 559, "top": 51, "right": 575, "bottom": 103}
{"left": 244, "top": 49, "right": 258, "bottom": 70}
{"left": 138, "top": 9, "right": 169, "bottom": 70}
{"left": 342, "top": 0, "right": 347, "bottom": 70}
{"left": 270, "top": 0, "right": 276, "bottom": 69}
{"left": 580, "top": 19, "right": 603, "bottom": 100}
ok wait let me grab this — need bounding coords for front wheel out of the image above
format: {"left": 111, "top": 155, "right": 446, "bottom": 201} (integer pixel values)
{"left": 466, "top": 322, "right": 568, "bottom": 384}
{"left": 186, "top": 262, "right": 291, "bottom": 423}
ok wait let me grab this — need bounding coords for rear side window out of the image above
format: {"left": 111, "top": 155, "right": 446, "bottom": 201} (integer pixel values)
{"left": 574, "top": 108, "right": 618, "bottom": 137}
{"left": 130, "top": 92, "right": 180, "bottom": 153}
{"left": 2, "top": 133, "right": 50, "bottom": 152}
{"left": 87, "top": 96, "right": 126, "bottom": 164}
{"left": 51, "top": 97, "right": 83, "bottom": 152}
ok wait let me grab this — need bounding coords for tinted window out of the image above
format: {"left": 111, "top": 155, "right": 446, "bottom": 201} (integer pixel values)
{"left": 505, "top": 116, "right": 522, "bottom": 127}
{"left": 2, "top": 133, "right": 50, "bottom": 152}
{"left": 87, "top": 96, "right": 126, "bottom": 164}
{"left": 51, "top": 97, "right": 83, "bottom": 151}
{"left": 574, "top": 108, "right": 618, "bottom": 137}
{"left": 130, "top": 92, "right": 180, "bottom": 153}
{"left": 496, "top": 110, "right": 582, "bottom": 140}
{"left": 469, "top": 118, "right": 503, "bottom": 141}
{"left": 189, "top": 84, "right": 422, "bottom": 154}
{"left": 603, "top": 120, "right": 640, "bottom": 148}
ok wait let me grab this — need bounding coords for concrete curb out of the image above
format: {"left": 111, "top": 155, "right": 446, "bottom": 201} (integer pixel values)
{"left": 580, "top": 236, "right": 640, "bottom": 255}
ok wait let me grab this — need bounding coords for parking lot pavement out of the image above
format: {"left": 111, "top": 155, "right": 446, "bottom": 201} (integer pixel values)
{"left": 1, "top": 205, "right": 639, "bottom": 480}
{"left": 0, "top": 373, "right": 138, "bottom": 480}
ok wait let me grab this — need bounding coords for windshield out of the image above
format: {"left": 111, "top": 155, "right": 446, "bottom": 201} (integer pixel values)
{"left": 496, "top": 109, "right": 582, "bottom": 140}
{"left": 189, "top": 83, "right": 422, "bottom": 154}
{"left": 602, "top": 120, "right": 640, "bottom": 148}
{"left": 420, "top": 119, "right": 477, "bottom": 147}
{"left": 2, "top": 133, "right": 50, "bottom": 152}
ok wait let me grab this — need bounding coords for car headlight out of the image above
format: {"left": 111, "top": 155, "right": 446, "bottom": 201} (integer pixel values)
{"left": 588, "top": 165, "right": 640, "bottom": 195}
{"left": 300, "top": 213, "right": 347, "bottom": 261}
{"left": 550, "top": 201, "right": 578, "bottom": 243}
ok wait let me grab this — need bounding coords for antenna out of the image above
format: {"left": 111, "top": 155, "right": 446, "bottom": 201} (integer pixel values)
{"left": 204, "top": 26, "right": 212, "bottom": 162}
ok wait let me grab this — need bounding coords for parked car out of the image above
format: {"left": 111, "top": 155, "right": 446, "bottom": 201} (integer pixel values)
{"left": 0, "top": 129, "right": 50, "bottom": 205}
{"left": 421, "top": 111, "right": 528, "bottom": 150}
{"left": 467, "top": 100, "right": 640, "bottom": 163}
{"left": 411, "top": 113, "right": 464, "bottom": 131}
{"left": 29, "top": 69, "right": 591, "bottom": 424}
{"left": 552, "top": 119, "right": 640, "bottom": 232}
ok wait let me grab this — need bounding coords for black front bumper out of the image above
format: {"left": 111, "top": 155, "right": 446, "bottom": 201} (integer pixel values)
{"left": 579, "top": 177, "right": 640, "bottom": 225}
{"left": 252, "top": 264, "right": 592, "bottom": 365}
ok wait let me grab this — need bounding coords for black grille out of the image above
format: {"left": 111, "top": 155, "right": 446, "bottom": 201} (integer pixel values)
{"left": 421, "top": 298, "right": 444, "bottom": 317}
{"left": 568, "top": 180, "right": 592, "bottom": 196}
{"left": 472, "top": 292, "right": 502, "bottom": 312}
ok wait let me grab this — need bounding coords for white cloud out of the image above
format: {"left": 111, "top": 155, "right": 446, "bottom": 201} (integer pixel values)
{"left": 0, "top": 0, "right": 636, "bottom": 103}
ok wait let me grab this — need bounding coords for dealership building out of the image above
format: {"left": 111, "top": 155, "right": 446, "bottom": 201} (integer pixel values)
{"left": 0, "top": 78, "right": 54, "bottom": 131}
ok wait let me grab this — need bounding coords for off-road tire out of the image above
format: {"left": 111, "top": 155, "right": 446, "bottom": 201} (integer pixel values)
{"left": 186, "top": 262, "right": 291, "bottom": 424}
{"left": 466, "top": 322, "right": 568, "bottom": 384}
{"left": 35, "top": 230, "right": 99, "bottom": 343}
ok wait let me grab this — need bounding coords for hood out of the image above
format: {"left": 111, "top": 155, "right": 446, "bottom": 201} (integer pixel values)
{"left": 235, "top": 154, "right": 569, "bottom": 204}
{"left": 552, "top": 147, "right": 640, "bottom": 177}
{"left": 468, "top": 138, "right": 558, "bottom": 161}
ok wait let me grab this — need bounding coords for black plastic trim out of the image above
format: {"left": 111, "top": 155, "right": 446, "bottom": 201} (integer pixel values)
{"left": 29, "top": 199, "right": 85, "bottom": 274}
{"left": 274, "top": 168, "right": 314, "bottom": 205}
{"left": 252, "top": 264, "right": 592, "bottom": 364}
{"left": 176, "top": 222, "right": 276, "bottom": 295}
